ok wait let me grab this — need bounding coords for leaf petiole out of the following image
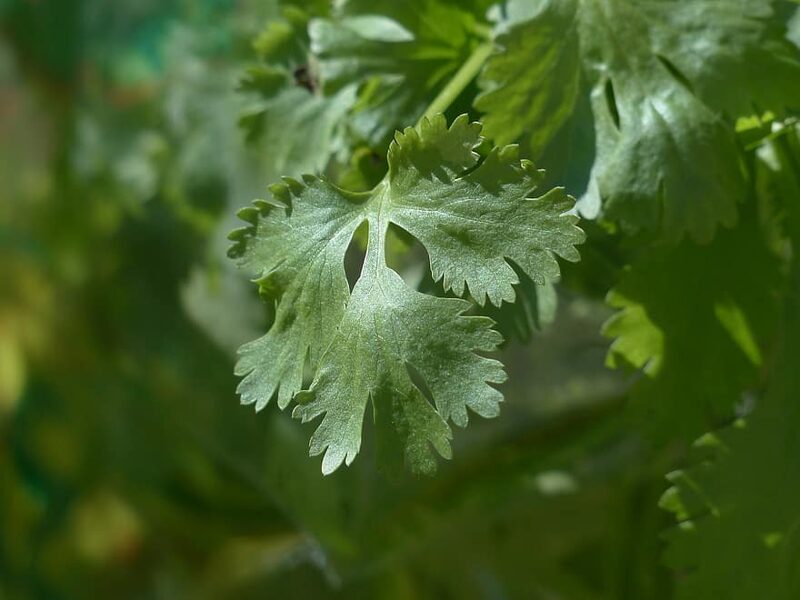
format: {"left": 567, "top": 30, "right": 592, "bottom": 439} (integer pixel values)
{"left": 420, "top": 42, "right": 493, "bottom": 122}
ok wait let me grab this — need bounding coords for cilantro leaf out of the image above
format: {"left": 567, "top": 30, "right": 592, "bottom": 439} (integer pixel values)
{"left": 239, "top": 85, "right": 355, "bottom": 179}
{"left": 310, "top": 1, "right": 488, "bottom": 146}
{"left": 603, "top": 216, "right": 780, "bottom": 440}
{"left": 475, "top": 0, "right": 581, "bottom": 159}
{"left": 661, "top": 123, "right": 800, "bottom": 600}
{"left": 229, "top": 114, "right": 584, "bottom": 474}
{"left": 662, "top": 273, "right": 800, "bottom": 598}
{"left": 236, "top": 7, "right": 357, "bottom": 181}
{"left": 641, "top": 1, "right": 800, "bottom": 118}
{"left": 293, "top": 263, "right": 502, "bottom": 475}
{"left": 662, "top": 392, "right": 800, "bottom": 600}
{"left": 477, "top": 0, "right": 800, "bottom": 242}
{"left": 230, "top": 177, "right": 363, "bottom": 411}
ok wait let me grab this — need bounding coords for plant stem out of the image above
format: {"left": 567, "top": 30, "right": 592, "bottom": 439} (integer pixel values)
{"left": 420, "top": 42, "right": 493, "bottom": 122}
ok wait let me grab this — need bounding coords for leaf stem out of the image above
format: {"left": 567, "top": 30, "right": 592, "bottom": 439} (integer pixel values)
{"left": 745, "top": 117, "right": 799, "bottom": 151}
{"left": 421, "top": 42, "right": 493, "bottom": 122}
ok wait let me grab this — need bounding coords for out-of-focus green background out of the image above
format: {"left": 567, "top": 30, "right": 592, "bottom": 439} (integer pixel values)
{"left": 0, "top": 2, "right": 672, "bottom": 598}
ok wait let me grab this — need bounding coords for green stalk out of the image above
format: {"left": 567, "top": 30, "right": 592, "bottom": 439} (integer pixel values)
{"left": 420, "top": 42, "right": 493, "bottom": 122}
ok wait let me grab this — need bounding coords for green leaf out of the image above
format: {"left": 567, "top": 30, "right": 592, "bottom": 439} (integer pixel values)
{"left": 661, "top": 117, "right": 800, "bottom": 600}
{"left": 662, "top": 246, "right": 800, "bottom": 599}
{"left": 229, "top": 114, "right": 584, "bottom": 474}
{"left": 603, "top": 216, "right": 780, "bottom": 440}
{"left": 662, "top": 394, "right": 800, "bottom": 600}
{"left": 238, "top": 4, "right": 355, "bottom": 167}
{"left": 475, "top": 0, "right": 581, "bottom": 159}
{"left": 477, "top": 0, "right": 800, "bottom": 242}
{"left": 640, "top": 1, "right": 800, "bottom": 118}
{"left": 241, "top": 4, "right": 318, "bottom": 96}
{"left": 660, "top": 116, "right": 800, "bottom": 600}
{"left": 239, "top": 85, "right": 356, "bottom": 177}
{"left": 310, "top": 0, "right": 487, "bottom": 146}
{"left": 293, "top": 263, "right": 500, "bottom": 476}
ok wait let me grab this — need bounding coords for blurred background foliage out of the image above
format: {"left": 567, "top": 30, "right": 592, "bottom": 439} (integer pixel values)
{"left": 2, "top": 1, "right": 795, "bottom": 598}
